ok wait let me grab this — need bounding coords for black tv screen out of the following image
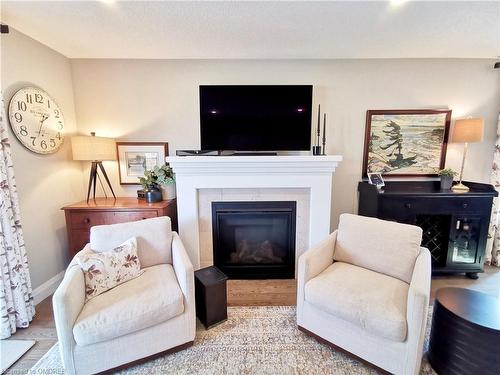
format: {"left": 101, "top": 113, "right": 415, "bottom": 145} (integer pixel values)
{"left": 200, "top": 85, "right": 313, "bottom": 151}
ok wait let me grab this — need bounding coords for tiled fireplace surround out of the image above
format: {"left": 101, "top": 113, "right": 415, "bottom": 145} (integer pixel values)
{"left": 166, "top": 155, "right": 342, "bottom": 276}
{"left": 198, "top": 188, "right": 310, "bottom": 269}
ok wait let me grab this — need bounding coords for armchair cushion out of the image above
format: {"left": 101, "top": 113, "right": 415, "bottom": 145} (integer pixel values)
{"left": 304, "top": 261, "right": 409, "bottom": 342}
{"left": 73, "top": 264, "right": 183, "bottom": 346}
{"left": 334, "top": 214, "right": 422, "bottom": 283}
{"left": 90, "top": 216, "right": 173, "bottom": 268}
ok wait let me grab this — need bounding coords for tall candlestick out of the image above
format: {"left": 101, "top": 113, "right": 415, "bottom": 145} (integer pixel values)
{"left": 322, "top": 113, "right": 327, "bottom": 155}
{"left": 316, "top": 104, "right": 321, "bottom": 147}
{"left": 313, "top": 104, "right": 322, "bottom": 155}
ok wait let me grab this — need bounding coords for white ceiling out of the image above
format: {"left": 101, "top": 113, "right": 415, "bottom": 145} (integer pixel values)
{"left": 2, "top": 1, "right": 500, "bottom": 59}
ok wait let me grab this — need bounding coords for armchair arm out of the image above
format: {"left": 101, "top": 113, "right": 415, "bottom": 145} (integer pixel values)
{"left": 52, "top": 245, "right": 89, "bottom": 373}
{"left": 172, "top": 232, "right": 196, "bottom": 337}
{"left": 298, "top": 230, "right": 337, "bottom": 284}
{"left": 297, "top": 231, "right": 337, "bottom": 324}
{"left": 172, "top": 232, "right": 195, "bottom": 304}
{"left": 404, "top": 247, "right": 431, "bottom": 375}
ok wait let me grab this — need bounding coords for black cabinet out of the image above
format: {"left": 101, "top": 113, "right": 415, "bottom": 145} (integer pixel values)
{"left": 358, "top": 181, "right": 497, "bottom": 278}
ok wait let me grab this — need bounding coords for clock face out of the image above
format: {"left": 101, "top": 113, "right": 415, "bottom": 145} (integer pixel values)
{"left": 8, "top": 87, "right": 65, "bottom": 154}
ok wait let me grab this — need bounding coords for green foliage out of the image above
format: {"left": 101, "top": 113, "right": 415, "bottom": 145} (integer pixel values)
{"left": 139, "top": 169, "right": 158, "bottom": 191}
{"left": 437, "top": 168, "right": 457, "bottom": 177}
{"left": 139, "top": 164, "right": 175, "bottom": 190}
{"left": 153, "top": 164, "right": 175, "bottom": 186}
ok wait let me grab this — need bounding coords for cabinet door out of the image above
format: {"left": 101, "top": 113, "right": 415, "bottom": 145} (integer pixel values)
{"left": 447, "top": 216, "right": 482, "bottom": 267}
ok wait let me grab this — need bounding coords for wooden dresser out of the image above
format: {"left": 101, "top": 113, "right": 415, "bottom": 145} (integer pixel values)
{"left": 62, "top": 198, "right": 178, "bottom": 257}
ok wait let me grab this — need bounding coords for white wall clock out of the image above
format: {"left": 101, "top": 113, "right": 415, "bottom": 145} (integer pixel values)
{"left": 8, "top": 86, "right": 65, "bottom": 154}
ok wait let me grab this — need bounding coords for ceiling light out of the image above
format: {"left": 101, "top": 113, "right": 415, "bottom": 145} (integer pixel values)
{"left": 390, "top": 0, "right": 409, "bottom": 6}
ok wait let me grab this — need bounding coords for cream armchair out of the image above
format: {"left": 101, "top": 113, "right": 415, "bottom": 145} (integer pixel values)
{"left": 53, "top": 217, "right": 195, "bottom": 374}
{"left": 297, "top": 214, "right": 431, "bottom": 375}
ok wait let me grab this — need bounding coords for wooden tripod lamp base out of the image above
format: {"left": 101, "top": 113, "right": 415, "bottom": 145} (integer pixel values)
{"left": 71, "top": 132, "right": 117, "bottom": 204}
{"left": 87, "top": 161, "right": 116, "bottom": 203}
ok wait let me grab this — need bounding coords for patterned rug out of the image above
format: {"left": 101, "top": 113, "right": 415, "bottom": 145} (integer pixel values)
{"left": 31, "top": 306, "right": 436, "bottom": 374}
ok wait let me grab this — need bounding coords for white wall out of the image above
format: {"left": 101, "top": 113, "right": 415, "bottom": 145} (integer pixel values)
{"left": 71, "top": 59, "right": 500, "bottom": 228}
{"left": 1, "top": 29, "right": 84, "bottom": 290}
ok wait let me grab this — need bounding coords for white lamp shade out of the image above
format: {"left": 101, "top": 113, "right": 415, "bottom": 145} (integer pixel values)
{"left": 71, "top": 134, "right": 116, "bottom": 161}
{"left": 451, "top": 118, "right": 484, "bottom": 143}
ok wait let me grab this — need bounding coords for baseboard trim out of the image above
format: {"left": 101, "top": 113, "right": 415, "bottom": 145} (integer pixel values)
{"left": 32, "top": 271, "right": 65, "bottom": 305}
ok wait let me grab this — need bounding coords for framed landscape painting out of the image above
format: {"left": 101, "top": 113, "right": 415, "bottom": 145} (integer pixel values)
{"left": 117, "top": 142, "right": 169, "bottom": 184}
{"left": 362, "top": 109, "right": 451, "bottom": 177}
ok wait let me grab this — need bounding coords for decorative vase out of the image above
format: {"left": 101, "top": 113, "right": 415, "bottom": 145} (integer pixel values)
{"left": 160, "top": 183, "right": 176, "bottom": 200}
{"left": 145, "top": 188, "right": 162, "bottom": 203}
{"left": 440, "top": 175, "right": 453, "bottom": 190}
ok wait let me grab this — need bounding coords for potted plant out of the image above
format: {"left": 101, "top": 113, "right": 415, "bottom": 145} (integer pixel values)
{"left": 139, "top": 169, "right": 162, "bottom": 203}
{"left": 153, "top": 164, "right": 176, "bottom": 200}
{"left": 437, "top": 168, "right": 457, "bottom": 190}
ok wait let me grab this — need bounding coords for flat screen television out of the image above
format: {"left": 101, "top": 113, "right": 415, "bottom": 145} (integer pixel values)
{"left": 200, "top": 85, "right": 313, "bottom": 151}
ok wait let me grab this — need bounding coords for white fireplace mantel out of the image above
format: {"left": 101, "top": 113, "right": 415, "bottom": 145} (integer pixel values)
{"left": 166, "top": 155, "right": 342, "bottom": 269}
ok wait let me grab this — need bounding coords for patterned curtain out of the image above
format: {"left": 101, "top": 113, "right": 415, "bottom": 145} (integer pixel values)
{"left": 486, "top": 113, "right": 500, "bottom": 267}
{"left": 0, "top": 92, "right": 35, "bottom": 339}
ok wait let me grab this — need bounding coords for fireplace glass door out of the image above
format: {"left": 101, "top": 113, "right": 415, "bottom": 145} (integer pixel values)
{"left": 212, "top": 201, "right": 296, "bottom": 279}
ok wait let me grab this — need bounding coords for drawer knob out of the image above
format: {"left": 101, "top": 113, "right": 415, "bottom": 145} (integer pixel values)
{"left": 83, "top": 218, "right": 90, "bottom": 224}
{"left": 404, "top": 203, "right": 412, "bottom": 209}
{"left": 462, "top": 203, "right": 468, "bottom": 209}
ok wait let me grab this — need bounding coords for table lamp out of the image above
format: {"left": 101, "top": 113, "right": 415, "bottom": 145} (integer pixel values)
{"left": 451, "top": 118, "right": 484, "bottom": 192}
{"left": 71, "top": 132, "right": 117, "bottom": 202}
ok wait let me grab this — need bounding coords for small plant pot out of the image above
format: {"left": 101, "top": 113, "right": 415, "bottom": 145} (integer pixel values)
{"left": 160, "top": 183, "right": 176, "bottom": 200}
{"left": 440, "top": 175, "right": 453, "bottom": 190}
{"left": 145, "top": 188, "right": 162, "bottom": 203}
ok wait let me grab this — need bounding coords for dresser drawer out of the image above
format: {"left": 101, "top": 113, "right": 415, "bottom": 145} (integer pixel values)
{"left": 444, "top": 197, "right": 492, "bottom": 213}
{"left": 379, "top": 196, "right": 492, "bottom": 216}
{"left": 104, "top": 210, "right": 158, "bottom": 224}
{"left": 70, "top": 212, "right": 106, "bottom": 230}
{"left": 379, "top": 197, "right": 431, "bottom": 219}
{"left": 71, "top": 230, "right": 91, "bottom": 254}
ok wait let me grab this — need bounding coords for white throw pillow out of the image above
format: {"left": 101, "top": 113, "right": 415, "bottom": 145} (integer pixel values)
{"left": 76, "top": 237, "right": 144, "bottom": 300}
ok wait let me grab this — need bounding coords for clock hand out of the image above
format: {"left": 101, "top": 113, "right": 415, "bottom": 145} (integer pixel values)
{"left": 37, "top": 115, "right": 48, "bottom": 136}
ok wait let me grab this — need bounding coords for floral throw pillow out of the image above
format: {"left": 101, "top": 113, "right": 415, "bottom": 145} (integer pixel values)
{"left": 76, "top": 237, "right": 144, "bottom": 300}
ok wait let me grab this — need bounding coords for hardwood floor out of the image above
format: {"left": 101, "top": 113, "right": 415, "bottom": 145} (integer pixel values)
{"left": 430, "top": 265, "right": 500, "bottom": 300}
{"left": 227, "top": 279, "right": 297, "bottom": 306}
{"left": 6, "top": 266, "right": 500, "bottom": 373}
{"left": 5, "top": 297, "right": 57, "bottom": 374}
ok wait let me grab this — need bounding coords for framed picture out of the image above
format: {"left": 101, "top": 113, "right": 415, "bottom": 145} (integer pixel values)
{"left": 362, "top": 109, "right": 451, "bottom": 177}
{"left": 368, "top": 173, "right": 385, "bottom": 189}
{"left": 116, "top": 142, "right": 169, "bottom": 185}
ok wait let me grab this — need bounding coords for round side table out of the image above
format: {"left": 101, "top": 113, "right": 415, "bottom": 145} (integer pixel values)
{"left": 428, "top": 287, "right": 500, "bottom": 375}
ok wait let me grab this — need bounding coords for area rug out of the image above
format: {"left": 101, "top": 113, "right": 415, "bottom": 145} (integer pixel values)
{"left": 31, "top": 306, "right": 436, "bottom": 374}
{"left": 1, "top": 339, "right": 35, "bottom": 373}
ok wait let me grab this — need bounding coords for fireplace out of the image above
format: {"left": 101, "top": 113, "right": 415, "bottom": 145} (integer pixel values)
{"left": 212, "top": 201, "right": 296, "bottom": 279}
